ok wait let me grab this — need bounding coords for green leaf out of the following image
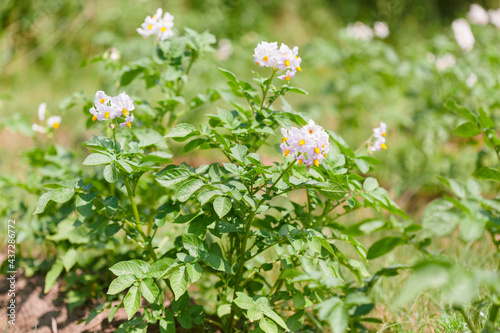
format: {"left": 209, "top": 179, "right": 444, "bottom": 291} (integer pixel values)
{"left": 198, "top": 190, "right": 223, "bottom": 205}
{"left": 213, "top": 196, "right": 232, "bottom": 219}
{"left": 116, "top": 159, "right": 133, "bottom": 173}
{"left": 182, "top": 233, "right": 206, "bottom": 257}
{"left": 473, "top": 167, "right": 500, "bottom": 181}
{"left": 176, "top": 179, "right": 204, "bottom": 202}
{"left": 248, "top": 305, "right": 264, "bottom": 322}
{"left": 286, "top": 311, "right": 305, "bottom": 331}
{"left": 107, "top": 274, "right": 136, "bottom": 295}
{"left": 62, "top": 248, "right": 78, "bottom": 272}
{"left": 51, "top": 188, "right": 74, "bottom": 203}
{"left": 445, "top": 100, "right": 477, "bottom": 123}
{"left": 230, "top": 145, "right": 249, "bottom": 165}
{"left": 82, "top": 153, "right": 112, "bottom": 166}
{"left": 218, "top": 67, "right": 238, "bottom": 85}
{"left": 478, "top": 107, "right": 494, "bottom": 128}
{"left": 76, "top": 192, "right": 95, "bottom": 216}
{"left": 452, "top": 122, "right": 481, "bottom": 138}
{"left": 140, "top": 278, "right": 160, "bottom": 303}
{"left": 147, "top": 258, "right": 176, "bottom": 279}
{"left": 263, "top": 308, "right": 288, "bottom": 330}
{"left": 234, "top": 292, "right": 255, "bottom": 310}
{"left": 159, "top": 311, "right": 176, "bottom": 333}
{"left": 186, "top": 262, "right": 202, "bottom": 283}
{"left": 259, "top": 318, "right": 278, "bottom": 333}
{"left": 124, "top": 285, "right": 141, "bottom": 319}
{"left": 170, "top": 266, "right": 188, "bottom": 300}
{"left": 44, "top": 260, "right": 64, "bottom": 293}
{"left": 354, "top": 158, "right": 369, "bottom": 173}
{"left": 121, "top": 67, "right": 144, "bottom": 86}
{"left": 104, "top": 163, "right": 119, "bottom": 183}
{"left": 182, "top": 138, "right": 208, "bottom": 154}
{"left": 366, "top": 237, "right": 406, "bottom": 260}
{"left": 317, "top": 298, "right": 348, "bottom": 333}
{"left": 166, "top": 123, "right": 198, "bottom": 139}
{"left": 422, "top": 199, "right": 460, "bottom": 237}
{"left": 201, "top": 251, "right": 231, "bottom": 273}
{"left": 156, "top": 167, "right": 191, "bottom": 188}
{"left": 317, "top": 181, "right": 348, "bottom": 200}
{"left": 110, "top": 260, "right": 145, "bottom": 278}
{"left": 34, "top": 192, "right": 52, "bottom": 215}
{"left": 363, "top": 177, "right": 379, "bottom": 192}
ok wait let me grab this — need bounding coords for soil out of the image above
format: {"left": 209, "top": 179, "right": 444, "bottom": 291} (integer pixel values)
{"left": 0, "top": 269, "right": 136, "bottom": 333}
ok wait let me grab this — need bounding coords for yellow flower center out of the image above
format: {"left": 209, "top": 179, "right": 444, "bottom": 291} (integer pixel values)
{"left": 161, "top": 27, "right": 167, "bottom": 32}
{"left": 285, "top": 60, "right": 290, "bottom": 67}
{"left": 314, "top": 147, "right": 320, "bottom": 154}
{"left": 92, "top": 115, "right": 97, "bottom": 121}
{"left": 322, "top": 144, "right": 325, "bottom": 148}
{"left": 314, "top": 159, "right": 319, "bottom": 167}
{"left": 123, "top": 109, "right": 128, "bottom": 116}
{"left": 324, "top": 153, "right": 327, "bottom": 158}
{"left": 295, "top": 56, "right": 298, "bottom": 59}
{"left": 284, "top": 149, "right": 290, "bottom": 156}
{"left": 282, "top": 137, "right": 287, "bottom": 143}
{"left": 105, "top": 112, "right": 110, "bottom": 119}
{"left": 299, "top": 140, "right": 305, "bottom": 146}
{"left": 99, "top": 98, "right": 105, "bottom": 103}
{"left": 127, "top": 122, "right": 131, "bottom": 127}
{"left": 256, "top": 62, "right": 260, "bottom": 66}
{"left": 382, "top": 132, "right": 386, "bottom": 137}
{"left": 285, "top": 75, "right": 290, "bottom": 81}
{"left": 263, "top": 56, "right": 268, "bottom": 62}
{"left": 52, "top": 122, "right": 59, "bottom": 129}
{"left": 299, "top": 159, "right": 303, "bottom": 165}
{"left": 309, "top": 129, "right": 313, "bottom": 134}
{"left": 148, "top": 24, "right": 153, "bottom": 30}
{"left": 381, "top": 143, "right": 387, "bottom": 150}
{"left": 297, "top": 66, "right": 302, "bottom": 72}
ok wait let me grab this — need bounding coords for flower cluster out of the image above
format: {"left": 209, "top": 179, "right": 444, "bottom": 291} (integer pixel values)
{"left": 89, "top": 91, "right": 135, "bottom": 128}
{"left": 253, "top": 41, "right": 302, "bottom": 81}
{"left": 280, "top": 120, "right": 330, "bottom": 167}
{"left": 32, "top": 103, "right": 62, "bottom": 134}
{"left": 137, "top": 8, "right": 174, "bottom": 41}
{"left": 346, "top": 21, "right": 390, "bottom": 41}
{"left": 370, "top": 122, "right": 387, "bottom": 152}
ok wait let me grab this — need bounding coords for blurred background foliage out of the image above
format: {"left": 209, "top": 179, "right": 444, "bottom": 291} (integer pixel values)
{"left": 1, "top": 0, "right": 500, "bottom": 209}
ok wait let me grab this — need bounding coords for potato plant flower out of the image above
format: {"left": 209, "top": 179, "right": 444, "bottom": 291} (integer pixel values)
{"left": 280, "top": 119, "right": 330, "bottom": 167}
{"left": 253, "top": 41, "right": 302, "bottom": 81}
{"left": 89, "top": 91, "right": 135, "bottom": 128}
{"left": 137, "top": 8, "right": 174, "bottom": 41}
{"left": 370, "top": 122, "right": 387, "bottom": 151}
{"left": 32, "top": 103, "right": 62, "bottom": 133}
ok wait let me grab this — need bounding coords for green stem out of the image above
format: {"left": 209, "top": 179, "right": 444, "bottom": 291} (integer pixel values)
{"left": 354, "top": 134, "right": 373, "bottom": 154}
{"left": 226, "top": 160, "right": 296, "bottom": 332}
{"left": 457, "top": 307, "right": 475, "bottom": 332}
{"left": 260, "top": 70, "right": 277, "bottom": 111}
{"left": 122, "top": 173, "right": 158, "bottom": 261}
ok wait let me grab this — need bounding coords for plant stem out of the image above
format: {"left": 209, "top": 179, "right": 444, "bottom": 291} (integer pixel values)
{"left": 260, "top": 70, "right": 277, "bottom": 111}
{"left": 457, "top": 307, "right": 475, "bottom": 332}
{"left": 226, "top": 160, "right": 296, "bottom": 332}
{"left": 354, "top": 134, "right": 373, "bottom": 154}
{"left": 121, "top": 172, "right": 158, "bottom": 261}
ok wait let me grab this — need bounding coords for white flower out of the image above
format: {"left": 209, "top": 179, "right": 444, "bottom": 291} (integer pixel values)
{"left": 373, "top": 122, "right": 387, "bottom": 138}
{"left": 47, "top": 116, "right": 62, "bottom": 129}
{"left": 370, "top": 122, "right": 387, "bottom": 152}
{"left": 280, "top": 120, "right": 330, "bottom": 167}
{"left": 111, "top": 92, "right": 135, "bottom": 118}
{"left": 108, "top": 48, "right": 121, "bottom": 61}
{"left": 452, "top": 18, "right": 475, "bottom": 51}
{"left": 346, "top": 22, "right": 373, "bottom": 41}
{"left": 120, "top": 115, "right": 135, "bottom": 128}
{"left": 489, "top": 9, "right": 500, "bottom": 28}
{"left": 253, "top": 41, "right": 279, "bottom": 68}
{"left": 94, "top": 91, "right": 111, "bottom": 108}
{"left": 137, "top": 9, "right": 175, "bottom": 40}
{"left": 466, "top": 73, "right": 478, "bottom": 87}
{"left": 32, "top": 123, "right": 47, "bottom": 134}
{"left": 468, "top": 4, "right": 489, "bottom": 25}
{"left": 370, "top": 137, "right": 386, "bottom": 151}
{"left": 38, "top": 103, "right": 46, "bottom": 121}
{"left": 216, "top": 39, "right": 233, "bottom": 61}
{"left": 254, "top": 41, "right": 302, "bottom": 81}
{"left": 137, "top": 16, "right": 158, "bottom": 38}
{"left": 374, "top": 21, "right": 389, "bottom": 38}
{"left": 436, "top": 53, "right": 456, "bottom": 71}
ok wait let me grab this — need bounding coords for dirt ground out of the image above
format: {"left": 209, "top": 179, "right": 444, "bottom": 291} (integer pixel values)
{"left": 0, "top": 269, "right": 134, "bottom": 333}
